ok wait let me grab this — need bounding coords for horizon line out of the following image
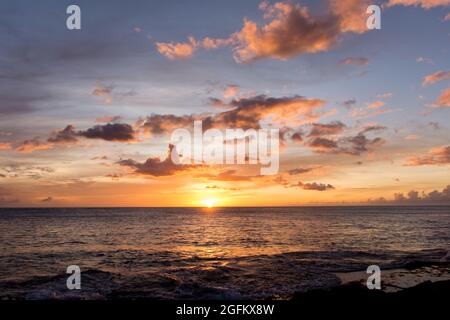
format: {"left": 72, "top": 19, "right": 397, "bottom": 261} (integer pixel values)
{"left": 1, "top": 204, "right": 449, "bottom": 209}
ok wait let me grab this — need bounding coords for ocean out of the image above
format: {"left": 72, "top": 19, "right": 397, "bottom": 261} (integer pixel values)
{"left": 0, "top": 206, "right": 449, "bottom": 299}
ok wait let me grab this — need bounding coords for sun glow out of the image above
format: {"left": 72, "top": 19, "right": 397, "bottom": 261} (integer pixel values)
{"left": 202, "top": 198, "right": 217, "bottom": 208}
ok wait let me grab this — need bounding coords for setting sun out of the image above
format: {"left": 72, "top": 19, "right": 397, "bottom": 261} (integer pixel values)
{"left": 202, "top": 198, "right": 218, "bottom": 208}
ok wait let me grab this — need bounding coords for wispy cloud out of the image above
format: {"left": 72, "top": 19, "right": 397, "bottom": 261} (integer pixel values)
{"left": 339, "top": 57, "right": 370, "bottom": 66}
{"left": 386, "top": 0, "right": 450, "bottom": 9}
{"left": 15, "top": 137, "right": 53, "bottom": 153}
{"left": 0, "top": 143, "right": 11, "bottom": 150}
{"left": 404, "top": 145, "right": 450, "bottom": 166}
{"left": 422, "top": 70, "right": 450, "bottom": 86}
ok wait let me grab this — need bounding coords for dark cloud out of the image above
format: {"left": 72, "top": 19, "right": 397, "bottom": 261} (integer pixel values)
{"left": 288, "top": 167, "right": 315, "bottom": 175}
{"left": 18, "top": 123, "right": 138, "bottom": 153}
{"left": 279, "top": 127, "right": 303, "bottom": 145}
{"left": 290, "top": 131, "right": 303, "bottom": 143}
{"left": 300, "top": 182, "right": 335, "bottom": 191}
{"left": 213, "top": 94, "right": 324, "bottom": 131}
{"left": 306, "top": 124, "right": 385, "bottom": 156}
{"left": 428, "top": 122, "right": 440, "bottom": 130}
{"left": 77, "top": 123, "right": 136, "bottom": 142}
{"left": 47, "top": 125, "right": 79, "bottom": 144}
{"left": 275, "top": 176, "right": 335, "bottom": 191}
{"left": 50, "top": 123, "right": 137, "bottom": 142}
{"left": 139, "top": 95, "right": 325, "bottom": 137}
{"left": 138, "top": 114, "right": 196, "bottom": 135}
{"left": 91, "top": 156, "right": 108, "bottom": 161}
{"left": 308, "top": 137, "right": 339, "bottom": 151}
{"left": 343, "top": 99, "right": 356, "bottom": 109}
{"left": 344, "top": 134, "right": 385, "bottom": 155}
{"left": 369, "top": 185, "right": 450, "bottom": 204}
{"left": 118, "top": 144, "right": 196, "bottom": 177}
{"left": 308, "top": 121, "right": 347, "bottom": 137}
{"left": 41, "top": 196, "right": 52, "bottom": 202}
{"left": 209, "top": 97, "right": 228, "bottom": 108}
{"left": 359, "top": 125, "right": 387, "bottom": 134}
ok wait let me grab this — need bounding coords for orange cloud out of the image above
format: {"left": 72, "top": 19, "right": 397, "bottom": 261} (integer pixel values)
{"left": 155, "top": 36, "right": 197, "bottom": 60}
{"left": 0, "top": 143, "right": 11, "bottom": 150}
{"left": 217, "top": 95, "right": 326, "bottom": 127}
{"left": 404, "top": 145, "right": 450, "bottom": 166}
{"left": 367, "top": 101, "right": 385, "bottom": 109}
{"left": 387, "top": 0, "right": 450, "bottom": 9}
{"left": 232, "top": 1, "right": 370, "bottom": 63}
{"left": 222, "top": 85, "right": 240, "bottom": 99}
{"left": 139, "top": 94, "right": 327, "bottom": 135}
{"left": 435, "top": 87, "right": 450, "bottom": 107}
{"left": 16, "top": 137, "right": 53, "bottom": 153}
{"left": 156, "top": 1, "right": 371, "bottom": 62}
{"left": 422, "top": 70, "right": 450, "bottom": 86}
{"left": 329, "top": 0, "right": 371, "bottom": 33}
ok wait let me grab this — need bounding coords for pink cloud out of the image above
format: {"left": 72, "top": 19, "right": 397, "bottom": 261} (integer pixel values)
{"left": 422, "top": 70, "right": 450, "bottom": 86}
{"left": 387, "top": 0, "right": 450, "bottom": 9}
{"left": 367, "top": 101, "right": 385, "bottom": 109}
{"left": 222, "top": 85, "right": 240, "bottom": 99}
{"left": 404, "top": 145, "right": 450, "bottom": 166}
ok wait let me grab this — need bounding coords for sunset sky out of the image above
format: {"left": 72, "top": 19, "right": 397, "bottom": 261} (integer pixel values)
{"left": 0, "top": 0, "right": 449, "bottom": 207}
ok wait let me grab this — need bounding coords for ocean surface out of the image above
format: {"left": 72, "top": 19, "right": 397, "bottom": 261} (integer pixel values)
{"left": 0, "top": 206, "right": 449, "bottom": 299}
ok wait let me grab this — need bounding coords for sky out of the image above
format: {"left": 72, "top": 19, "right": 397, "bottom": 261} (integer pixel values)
{"left": 0, "top": 0, "right": 449, "bottom": 207}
